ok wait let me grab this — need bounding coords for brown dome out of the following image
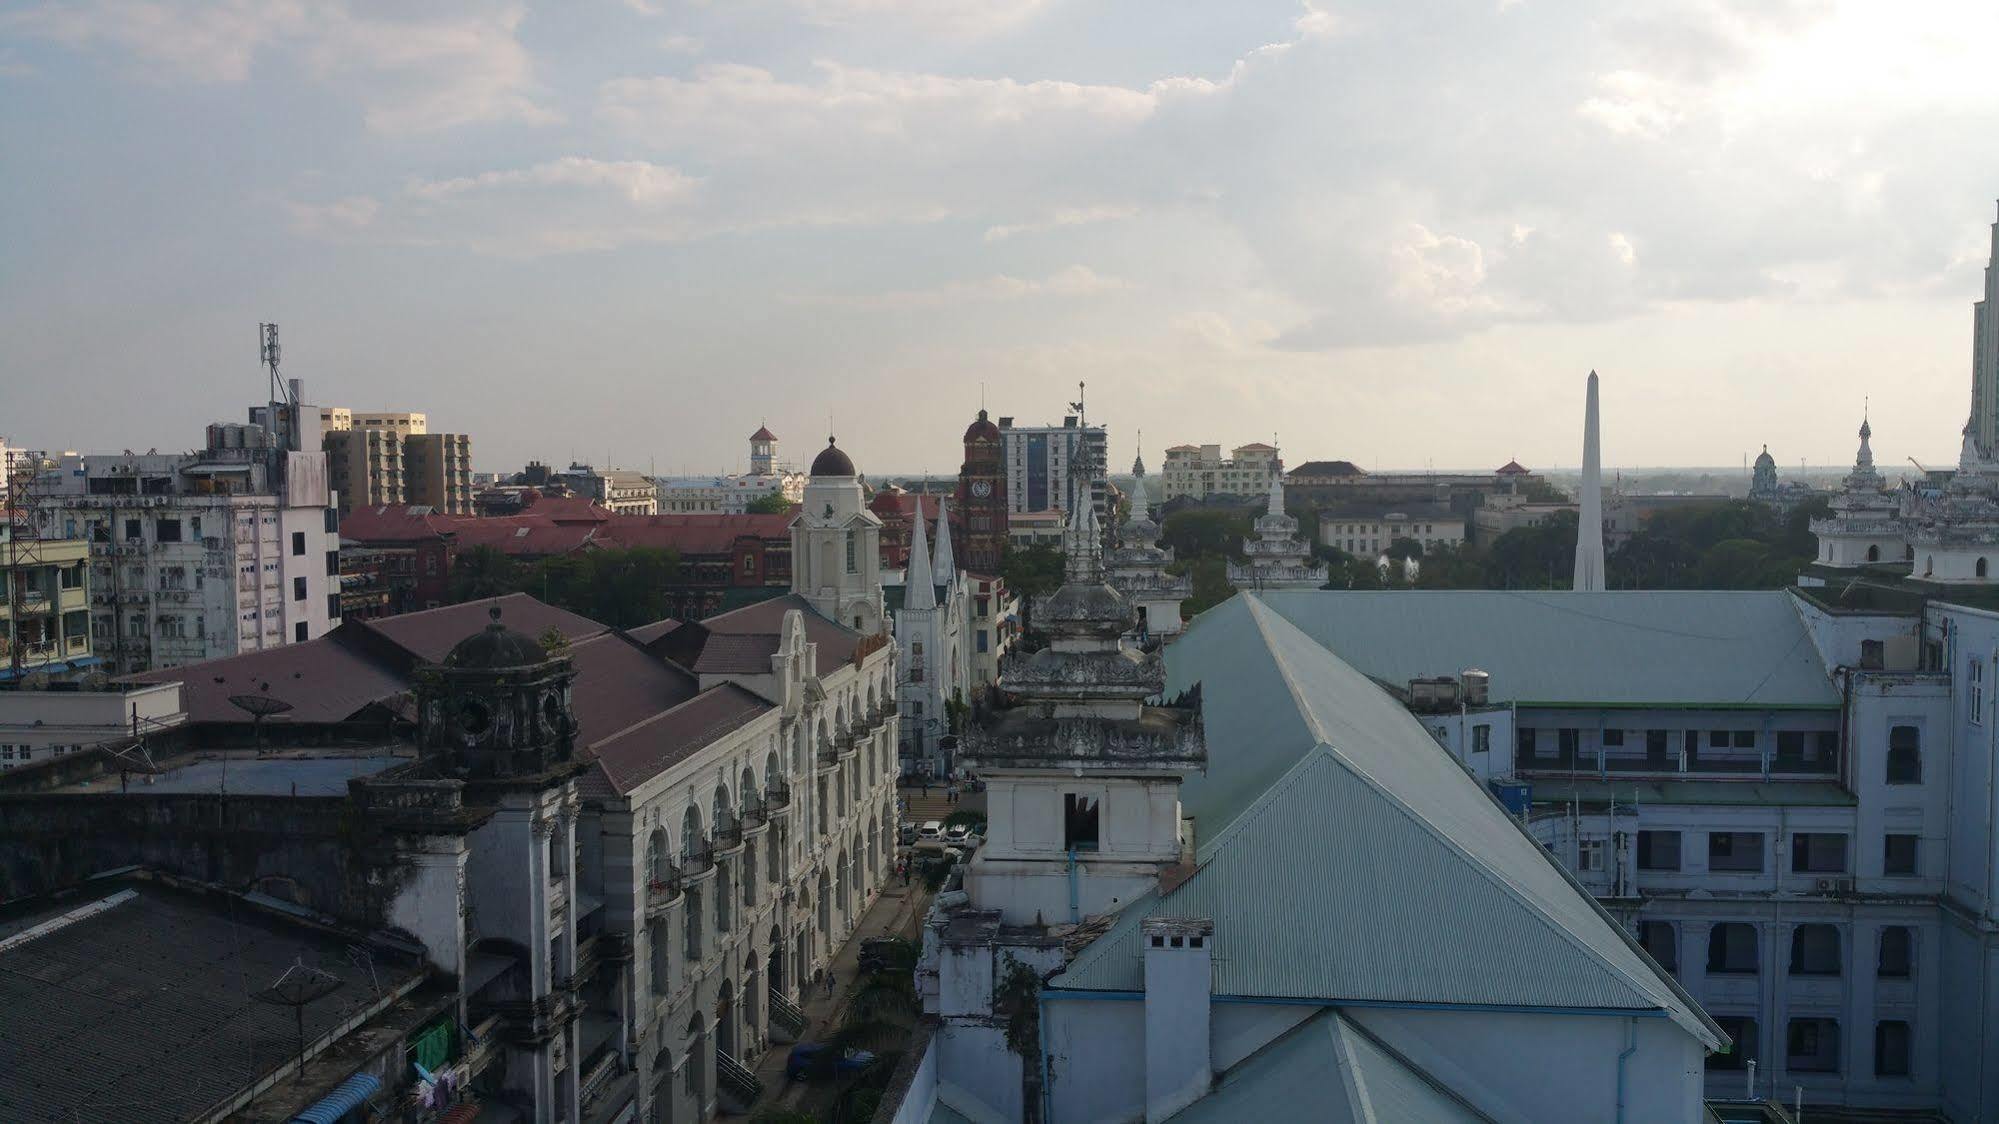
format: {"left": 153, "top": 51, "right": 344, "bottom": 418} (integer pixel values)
{"left": 963, "top": 409, "right": 1000, "bottom": 443}
{"left": 810, "top": 437, "right": 857, "bottom": 477}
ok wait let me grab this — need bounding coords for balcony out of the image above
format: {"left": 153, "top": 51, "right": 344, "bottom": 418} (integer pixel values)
{"left": 766, "top": 781, "right": 792, "bottom": 810}
{"left": 644, "top": 874, "right": 682, "bottom": 916}
{"left": 714, "top": 823, "right": 744, "bottom": 853}
{"left": 681, "top": 842, "right": 714, "bottom": 877}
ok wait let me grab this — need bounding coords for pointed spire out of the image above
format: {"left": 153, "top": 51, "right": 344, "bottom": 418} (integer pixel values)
{"left": 906, "top": 497, "right": 936, "bottom": 611}
{"left": 1064, "top": 492, "right": 1103, "bottom": 584}
{"left": 1124, "top": 470, "right": 1151, "bottom": 528}
{"left": 1573, "top": 370, "right": 1606, "bottom": 592}
{"left": 1132, "top": 429, "right": 1145, "bottom": 477}
{"left": 1266, "top": 464, "right": 1286, "bottom": 518}
{"left": 932, "top": 496, "right": 955, "bottom": 579}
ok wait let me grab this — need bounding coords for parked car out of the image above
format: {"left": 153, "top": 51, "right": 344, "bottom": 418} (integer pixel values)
{"left": 858, "top": 937, "right": 902, "bottom": 974}
{"left": 786, "top": 1043, "right": 878, "bottom": 1082}
{"left": 918, "top": 820, "right": 944, "bottom": 842}
{"left": 944, "top": 823, "right": 972, "bottom": 844}
{"left": 898, "top": 821, "right": 918, "bottom": 846}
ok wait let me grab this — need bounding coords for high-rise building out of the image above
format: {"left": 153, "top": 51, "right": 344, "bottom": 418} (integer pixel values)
{"left": 1971, "top": 202, "right": 1998, "bottom": 457}
{"left": 307, "top": 408, "right": 472, "bottom": 516}
{"left": 998, "top": 410, "right": 1106, "bottom": 519}
{"left": 953, "top": 409, "right": 1007, "bottom": 574}
{"left": 36, "top": 428, "right": 341, "bottom": 674}
{"left": 403, "top": 432, "right": 473, "bottom": 513}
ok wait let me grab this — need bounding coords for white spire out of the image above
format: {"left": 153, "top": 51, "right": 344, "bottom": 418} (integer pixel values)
{"left": 1266, "top": 464, "right": 1285, "bottom": 518}
{"left": 1126, "top": 469, "right": 1151, "bottom": 525}
{"left": 1064, "top": 490, "right": 1103, "bottom": 584}
{"left": 906, "top": 497, "right": 936, "bottom": 611}
{"left": 1573, "top": 370, "right": 1606, "bottom": 592}
{"left": 932, "top": 496, "right": 955, "bottom": 579}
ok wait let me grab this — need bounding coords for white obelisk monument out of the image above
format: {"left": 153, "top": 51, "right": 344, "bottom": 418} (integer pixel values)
{"left": 1573, "top": 370, "right": 1606, "bottom": 592}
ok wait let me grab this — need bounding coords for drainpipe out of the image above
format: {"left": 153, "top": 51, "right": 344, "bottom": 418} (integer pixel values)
{"left": 1067, "top": 847, "right": 1080, "bottom": 925}
{"left": 1614, "top": 1017, "right": 1637, "bottom": 1124}
{"left": 1038, "top": 989, "right": 1054, "bottom": 1124}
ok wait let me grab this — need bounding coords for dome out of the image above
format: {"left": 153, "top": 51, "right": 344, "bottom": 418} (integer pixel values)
{"left": 445, "top": 606, "right": 550, "bottom": 669}
{"left": 810, "top": 437, "right": 857, "bottom": 477}
{"left": 1754, "top": 446, "right": 1776, "bottom": 468}
{"left": 963, "top": 409, "right": 1000, "bottom": 443}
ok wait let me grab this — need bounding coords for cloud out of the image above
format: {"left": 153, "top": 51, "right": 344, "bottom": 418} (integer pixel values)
{"left": 792, "top": 264, "right": 1131, "bottom": 307}
{"left": 406, "top": 157, "right": 697, "bottom": 204}
{"left": 3, "top": 0, "right": 554, "bottom": 132}
{"left": 781, "top": 0, "right": 1055, "bottom": 37}
{"left": 983, "top": 205, "right": 1138, "bottom": 242}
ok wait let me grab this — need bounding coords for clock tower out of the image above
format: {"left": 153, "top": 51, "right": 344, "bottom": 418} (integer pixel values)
{"left": 956, "top": 408, "right": 1007, "bottom": 573}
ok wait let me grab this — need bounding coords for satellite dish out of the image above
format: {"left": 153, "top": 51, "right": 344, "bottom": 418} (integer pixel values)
{"left": 229, "top": 693, "right": 294, "bottom": 753}
{"left": 253, "top": 958, "right": 344, "bottom": 1085}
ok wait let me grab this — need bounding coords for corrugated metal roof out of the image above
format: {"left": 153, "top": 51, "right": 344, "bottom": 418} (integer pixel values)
{"left": 1168, "top": 1009, "right": 1489, "bottom": 1123}
{"left": 1245, "top": 589, "right": 1837, "bottom": 708}
{"left": 1063, "top": 596, "right": 1722, "bottom": 1047}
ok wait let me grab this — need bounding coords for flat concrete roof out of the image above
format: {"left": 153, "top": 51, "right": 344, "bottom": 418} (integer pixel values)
{"left": 57, "top": 746, "right": 409, "bottom": 796}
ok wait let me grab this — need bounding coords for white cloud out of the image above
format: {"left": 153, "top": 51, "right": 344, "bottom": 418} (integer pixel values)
{"left": 793, "top": 265, "right": 1130, "bottom": 307}
{"left": 407, "top": 157, "right": 697, "bottom": 205}
{"left": 781, "top": 0, "right": 1055, "bottom": 37}
{"left": 982, "top": 205, "right": 1138, "bottom": 242}
{"left": 4, "top": 0, "right": 554, "bottom": 132}
{"left": 658, "top": 34, "right": 703, "bottom": 54}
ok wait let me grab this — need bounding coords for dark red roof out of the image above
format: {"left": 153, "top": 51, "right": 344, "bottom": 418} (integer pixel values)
{"left": 359, "top": 593, "right": 608, "bottom": 663}
{"left": 564, "top": 632, "right": 700, "bottom": 747}
{"left": 124, "top": 633, "right": 410, "bottom": 725}
{"left": 626, "top": 618, "right": 683, "bottom": 645}
{"left": 703, "top": 593, "right": 862, "bottom": 666}
{"left": 690, "top": 633, "right": 781, "bottom": 676}
{"left": 1496, "top": 460, "right": 1532, "bottom": 475}
{"left": 750, "top": 425, "right": 778, "bottom": 442}
{"left": 588, "top": 684, "right": 772, "bottom": 796}
{"left": 598, "top": 513, "right": 792, "bottom": 555}
{"left": 963, "top": 409, "right": 999, "bottom": 443}
{"left": 1289, "top": 460, "right": 1366, "bottom": 478}
{"left": 339, "top": 505, "right": 454, "bottom": 545}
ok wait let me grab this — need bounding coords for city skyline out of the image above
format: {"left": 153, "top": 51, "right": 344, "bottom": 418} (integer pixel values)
{"left": 4, "top": 2, "right": 1998, "bottom": 474}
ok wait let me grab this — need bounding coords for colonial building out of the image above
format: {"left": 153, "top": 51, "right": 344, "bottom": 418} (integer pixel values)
{"left": 1808, "top": 416, "right": 1909, "bottom": 573}
{"left": 791, "top": 438, "right": 886, "bottom": 635}
{"left": 1155, "top": 441, "right": 1281, "bottom": 501}
{"left": 656, "top": 427, "right": 807, "bottom": 515}
{"left": 1316, "top": 500, "right": 1466, "bottom": 557}
{"left": 555, "top": 464, "right": 660, "bottom": 516}
{"left": 891, "top": 500, "right": 972, "bottom": 777}
{"left": 1225, "top": 468, "right": 1326, "bottom": 591}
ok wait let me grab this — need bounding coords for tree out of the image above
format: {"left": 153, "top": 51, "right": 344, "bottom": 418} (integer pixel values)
{"left": 449, "top": 545, "right": 520, "bottom": 602}
{"left": 1161, "top": 509, "right": 1251, "bottom": 561}
{"left": 1483, "top": 512, "right": 1578, "bottom": 589}
{"left": 1000, "top": 543, "right": 1065, "bottom": 601}
{"left": 745, "top": 490, "right": 793, "bottom": 515}
{"left": 1170, "top": 555, "right": 1235, "bottom": 616}
{"left": 1385, "top": 537, "right": 1424, "bottom": 562}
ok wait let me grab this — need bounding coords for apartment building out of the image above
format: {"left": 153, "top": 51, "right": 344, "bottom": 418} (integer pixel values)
{"left": 1156, "top": 440, "right": 1281, "bottom": 501}
{"left": 558, "top": 464, "right": 660, "bottom": 515}
{"left": 35, "top": 434, "right": 341, "bottom": 674}
{"left": 0, "top": 529, "right": 93, "bottom": 680}
{"left": 1318, "top": 500, "right": 1466, "bottom": 555}
{"left": 311, "top": 408, "right": 474, "bottom": 516}
{"left": 997, "top": 413, "right": 1107, "bottom": 518}
{"left": 404, "top": 432, "right": 473, "bottom": 513}
{"left": 1248, "top": 588, "right": 1999, "bottom": 1120}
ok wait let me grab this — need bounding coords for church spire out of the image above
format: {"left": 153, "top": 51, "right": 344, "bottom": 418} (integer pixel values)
{"left": 1064, "top": 483, "right": 1103, "bottom": 584}
{"left": 932, "top": 496, "right": 955, "bottom": 580}
{"left": 906, "top": 496, "right": 936, "bottom": 611}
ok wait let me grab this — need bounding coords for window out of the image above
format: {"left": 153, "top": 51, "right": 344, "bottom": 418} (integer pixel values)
{"left": 1602, "top": 728, "right": 1625, "bottom": 747}
{"left": 1860, "top": 639, "right": 1884, "bottom": 668}
{"left": 1709, "top": 832, "right": 1765, "bottom": 873}
{"left": 1558, "top": 727, "right": 1579, "bottom": 761}
{"left": 1792, "top": 833, "right": 1848, "bottom": 874}
{"left": 742, "top": 555, "right": 755, "bottom": 576}
{"left": 1883, "top": 833, "right": 1919, "bottom": 876}
{"left": 1887, "top": 726, "right": 1921, "bottom": 784}
{"left": 1971, "top": 658, "right": 1985, "bottom": 726}
{"left": 1639, "top": 921, "right": 1677, "bottom": 972}
{"left": 1637, "top": 830, "right": 1682, "bottom": 871}
{"left": 1576, "top": 838, "right": 1605, "bottom": 871}
{"left": 1517, "top": 728, "right": 1537, "bottom": 759}
{"left": 291, "top": 531, "right": 306, "bottom": 555}
{"left": 1063, "top": 793, "right": 1100, "bottom": 852}
{"left": 1472, "top": 724, "right": 1491, "bottom": 754}
{"left": 1707, "top": 923, "right": 1759, "bottom": 974}
{"left": 124, "top": 518, "right": 141, "bottom": 541}
{"left": 1732, "top": 730, "right": 1756, "bottom": 749}
{"left": 293, "top": 576, "right": 307, "bottom": 601}
{"left": 294, "top": 622, "right": 308, "bottom": 642}
{"left": 155, "top": 518, "right": 182, "bottom": 543}
{"left": 1709, "top": 730, "right": 1730, "bottom": 748}
{"left": 1645, "top": 728, "right": 1670, "bottom": 764}
{"left": 1787, "top": 1018, "right": 1841, "bottom": 1073}
{"left": 1789, "top": 924, "right": 1841, "bottom": 976}
{"left": 1878, "top": 926, "right": 1913, "bottom": 978}
{"left": 845, "top": 532, "right": 857, "bottom": 574}
{"left": 976, "top": 630, "right": 989, "bottom": 653}
{"left": 1875, "top": 1020, "right": 1911, "bottom": 1077}
{"left": 1708, "top": 1017, "right": 1758, "bottom": 1071}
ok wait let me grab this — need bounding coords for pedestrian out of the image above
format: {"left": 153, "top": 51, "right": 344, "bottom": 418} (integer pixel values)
{"left": 921, "top": 779, "right": 930, "bottom": 797}
{"left": 825, "top": 970, "right": 836, "bottom": 998}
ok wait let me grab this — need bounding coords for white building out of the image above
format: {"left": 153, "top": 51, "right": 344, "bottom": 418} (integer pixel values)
{"left": 1230, "top": 587, "right": 1999, "bottom": 1120}
{"left": 891, "top": 499, "right": 973, "bottom": 777}
{"left": 1225, "top": 468, "right": 1326, "bottom": 591}
{"left": 657, "top": 427, "right": 806, "bottom": 514}
{"left": 0, "top": 680, "right": 185, "bottom": 770}
{"left": 1156, "top": 441, "right": 1281, "bottom": 501}
{"left": 790, "top": 438, "right": 887, "bottom": 636}
{"left": 1317, "top": 500, "right": 1465, "bottom": 557}
{"left": 998, "top": 413, "right": 1106, "bottom": 518}
{"left": 890, "top": 583, "right": 1727, "bottom": 1123}
{"left": 36, "top": 430, "right": 342, "bottom": 675}
{"left": 553, "top": 463, "right": 660, "bottom": 516}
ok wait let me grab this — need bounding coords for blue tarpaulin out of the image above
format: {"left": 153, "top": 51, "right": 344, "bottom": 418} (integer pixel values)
{"left": 290, "top": 1072, "right": 381, "bottom": 1124}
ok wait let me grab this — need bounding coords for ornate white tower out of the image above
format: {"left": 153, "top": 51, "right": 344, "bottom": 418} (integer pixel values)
{"left": 791, "top": 437, "right": 885, "bottom": 633}
{"left": 1573, "top": 370, "right": 1606, "bottom": 592}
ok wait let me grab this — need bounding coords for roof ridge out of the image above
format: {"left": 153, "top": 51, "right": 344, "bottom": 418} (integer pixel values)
{"left": 588, "top": 681, "right": 770, "bottom": 754}
{"left": 1228, "top": 601, "right": 1714, "bottom": 1043}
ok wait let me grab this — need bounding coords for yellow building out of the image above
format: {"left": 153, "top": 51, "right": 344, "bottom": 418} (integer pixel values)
{"left": 0, "top": 533, "right": 94, "bottom": 679}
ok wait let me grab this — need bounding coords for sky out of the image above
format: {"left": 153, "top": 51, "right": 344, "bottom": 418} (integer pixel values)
{"left": 3, "top": 0, "right": 1998, "bottom": 479}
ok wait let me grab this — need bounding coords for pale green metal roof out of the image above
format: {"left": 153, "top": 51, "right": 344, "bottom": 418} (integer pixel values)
{"left": 1532, "top": 778, "right": 1857, "bottom": 808}
{"left": 1169, "top": 1009, "right": 1490, "bottom": 1124}
{"left": 1067, "top": 596, "right": 1723, "bottom": 1046}
{"left": 1242, "top": 589, "right": 1838, "bottom": 709}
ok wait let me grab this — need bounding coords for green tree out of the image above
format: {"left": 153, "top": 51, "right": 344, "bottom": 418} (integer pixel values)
{"left": 1484, "top": 512, "right": 1578, "bottom": 589}
{"left": 449, "top": 545, "right": 522, "bottom": 602}
{"left": 1386, "top": 537, "right": 1424, "bottom": 562}
{"left": 1161, "top": 509, "right": 1252, "bottom": 561}
{"left": 1000, "top": 543, "right": 1066, "bottom": 601}
{"left": 1170, "top": 555, "right": 1236, "bottom": 615}
{"left": 745, "top": 490, "right": 793, "bottom": 515}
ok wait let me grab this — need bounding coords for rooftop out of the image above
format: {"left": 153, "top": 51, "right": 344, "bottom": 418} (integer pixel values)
{"left": 50, "top": 745, "right": 408, "bottom": 795}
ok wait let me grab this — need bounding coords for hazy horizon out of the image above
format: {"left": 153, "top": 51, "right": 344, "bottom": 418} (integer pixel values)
{"left": 4, "top": 2, "right": 1997, "bottom": 478}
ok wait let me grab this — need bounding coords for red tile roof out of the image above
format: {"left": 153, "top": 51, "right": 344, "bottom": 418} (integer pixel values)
{"left": 358, "top": 593, "right": 608, "bottom": 663}
{"left": 338, "top": 505, "right": 454, "bottom": 545}
{"left": 587, "top": 684, "right": 772, "bottom": 796}
{"left": 626, "top": 618, "right": 683, "bottom": 645}
{"left": 750, "top": 425, "right": 778, "bottom": 442}
{"left": 703, "top": 593, "right": 863, "bottom": 666}
{"left": 1496, "top": 460, "right": 1532, "bottom": 475}
{"left": 124, "top": 633, "right": 411, "bottom": 725}
{"left": 598, "top": 513, "right": 791, "bottom": 555}
{"left": 564, "top": 632, "right": 701, "bottom": 748}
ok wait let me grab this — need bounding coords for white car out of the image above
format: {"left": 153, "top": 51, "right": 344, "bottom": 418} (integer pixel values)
{"left": 918, "top": 820, "right": 944, "bottom": 842}
{"left": 944, "top": 823, "right": 972, "bottom": 844}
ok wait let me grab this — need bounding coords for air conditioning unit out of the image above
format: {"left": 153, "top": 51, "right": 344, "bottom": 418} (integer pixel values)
{"left": 1814, "top": 877, "right": 1855, "bottom": 896}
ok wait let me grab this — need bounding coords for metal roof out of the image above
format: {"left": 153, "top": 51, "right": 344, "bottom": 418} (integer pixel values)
{"left": 1167, "top": 1009, "right": 1489, "bottom": 1124}
{"left": 1245, "top": 589, "right": 1838, "bottom": 708}
{"left": 1063, "top": 595, "right": 1722, "bottom": 1046}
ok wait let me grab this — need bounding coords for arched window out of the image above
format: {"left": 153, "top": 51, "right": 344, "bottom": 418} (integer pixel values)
{"left": 1979, "top": 557, "right": 1989, "bottom": 578}
{"left": 650, "top": 916, "right": 670, "bottom": 995}
{"left": 1887, "top": 725, "right": 1921, "bottom": 784}
{"left": 649, "top": 828, "right": 671, "bottom": 884}
{"left": 682, "top": 806, "right": 705, "bottom": 865}
{"left": 1866, "top": 544, "right": 1880, "bottom": 562}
